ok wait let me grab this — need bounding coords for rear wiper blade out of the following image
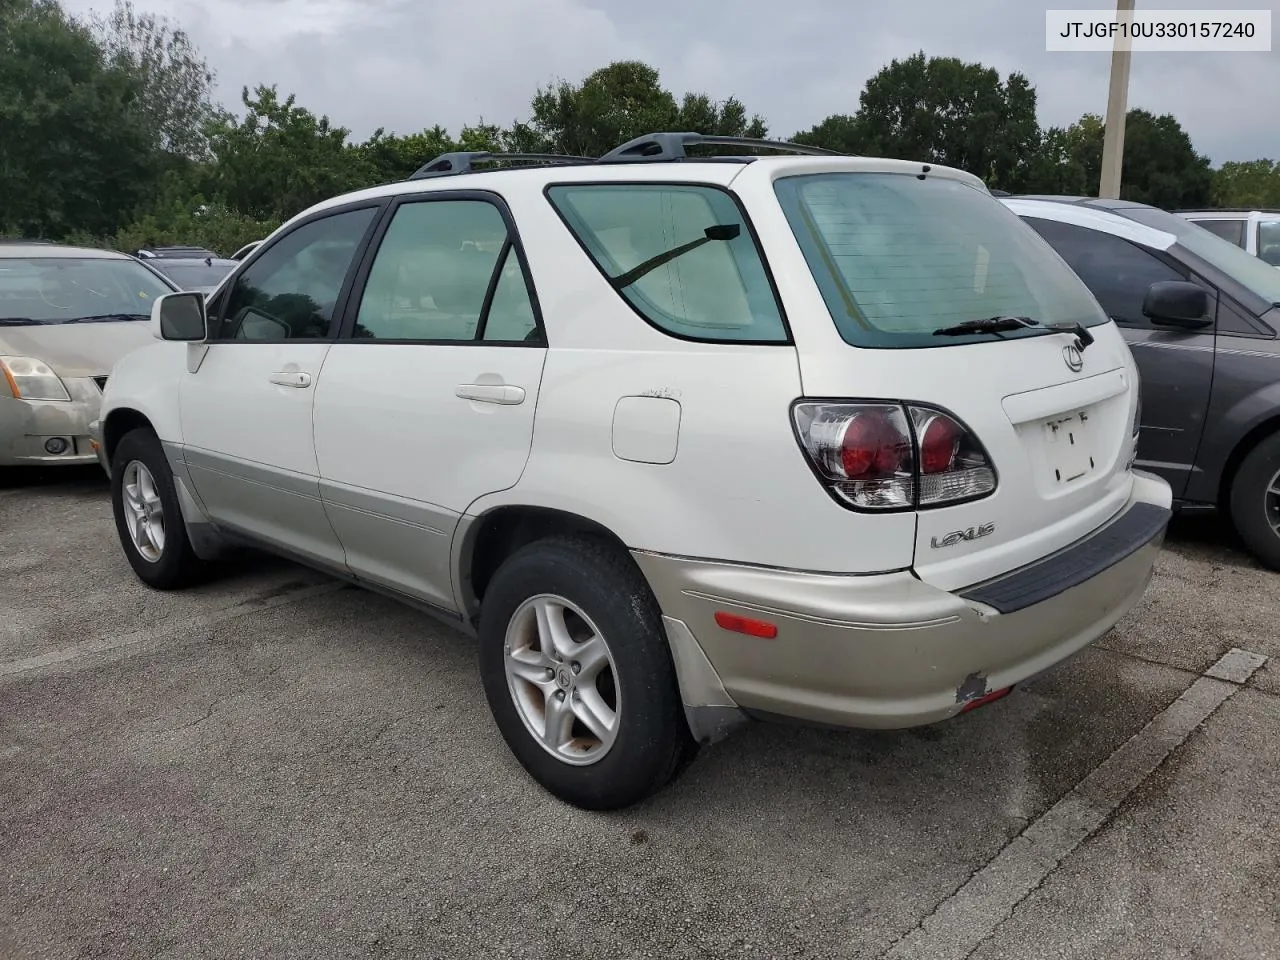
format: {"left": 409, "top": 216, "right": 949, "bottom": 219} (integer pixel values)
{"left": 933, "top": 315, "right": 1095, "bottom": 351}
{"left": 63, "top": 313, "right": 149, "bottom": 323}
{"left": 0, "top": 317, "right": 46, "bottom": 326}
{"left": 933, "top": 316, "right": 1035, "bottom": 337}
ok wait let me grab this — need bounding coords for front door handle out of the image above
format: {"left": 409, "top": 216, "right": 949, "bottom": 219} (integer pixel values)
{"left": 456, "top": 383, "right": 526, "bottom": 405}
{"left": 270, "top": 371, "right": 312, "bottom": 388}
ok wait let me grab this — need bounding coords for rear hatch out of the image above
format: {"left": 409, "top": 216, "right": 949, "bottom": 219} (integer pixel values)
{"left": 766, "top": 164, "right": 1139, "bottom": 592}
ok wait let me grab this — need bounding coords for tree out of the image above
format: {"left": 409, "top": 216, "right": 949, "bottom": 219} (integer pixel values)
{"left": 1021, "top": 115, "right": 1102, "bottom": 195}
{"left": 1212, "top": 160, "right": 1280, "bottom": 208}
{"left": 1026, "top": 109, "right": 1211, "bottom": 207}
{"left": 843, "top": 52, "right": 1042, "bottom": 191}
{"left": 88, "top": 0, "right": 216, "bottom": 159}
{"left": 518, "top": 61, "right": 767, "bottom": 158}
{"left": 0, "top": 0, "right": 157, "bottom": 238}
{"left": 204, "top": 85, "right": 366, "bottom": 221}
{"left": 792, "top": 114, "right": 864, "bottom": 154}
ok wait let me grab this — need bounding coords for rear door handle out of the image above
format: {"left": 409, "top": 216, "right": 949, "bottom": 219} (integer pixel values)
{"left": 456, "top": 383, "right": 526, "bottom": 405}
{"left": 269, "top": 371, "right": 312, "bottom": 388}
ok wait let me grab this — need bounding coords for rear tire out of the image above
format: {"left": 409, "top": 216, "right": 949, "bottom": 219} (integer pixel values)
{"left": 1229, "top": 432, "right": 1280, "bottom": 570}
{"left": 110, "top": 428, "right": 208, "bottom": 589}
{"left": 477, "top": 535, "right": 697, "bottom": 810}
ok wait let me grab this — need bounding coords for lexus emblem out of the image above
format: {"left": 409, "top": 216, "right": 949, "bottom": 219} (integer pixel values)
{"left": 1063, "top": 344, "right": 1084, "bottom": 372}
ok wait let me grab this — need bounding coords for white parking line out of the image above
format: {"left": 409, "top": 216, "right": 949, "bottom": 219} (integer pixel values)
{"left": 882, "top": 647, "right": 1269, "bottom": 960}
{"left": 0, "top": 582, "right": 343, "bottom": 680}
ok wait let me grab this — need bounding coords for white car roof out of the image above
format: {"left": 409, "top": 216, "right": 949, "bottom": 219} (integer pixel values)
{"left": 1000, "top": 197, "right": 1177, "bottom": 251}
{"left": 288, "top": 155, "right": 989, "bottom": 229}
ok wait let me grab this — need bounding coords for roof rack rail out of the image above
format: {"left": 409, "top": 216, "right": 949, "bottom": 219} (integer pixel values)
{"left": 408, "top": 151, "right": 595, "bottom": 180}
{"left": 599, "top": 132, "right": 845, "bottom": 163}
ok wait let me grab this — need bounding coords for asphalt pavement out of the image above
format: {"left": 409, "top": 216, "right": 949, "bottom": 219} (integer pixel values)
{"left": 2, "top": 466, "right": 1276, "bottom": 959}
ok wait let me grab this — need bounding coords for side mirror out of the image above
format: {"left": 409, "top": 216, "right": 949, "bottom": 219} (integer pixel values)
{"left": 151, "top": 291, "right": 208, "bottom": 342}
{"left": 1143, "top": 281, "right": 1211, "bottom": 329}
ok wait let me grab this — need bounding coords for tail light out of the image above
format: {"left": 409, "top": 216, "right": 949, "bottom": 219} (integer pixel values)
{"left": 792, "top": 401, "right": 996, "bottom": 511}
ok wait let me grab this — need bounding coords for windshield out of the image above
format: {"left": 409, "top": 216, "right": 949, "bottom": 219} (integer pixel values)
{"left": 149, "top": 261, "right": 236, "bottom": 291}
{"left": 1122, "top": 207, "right": 1280, "bottom": 303}
{"left": 0, "top": 257, "right": 174, "bottom": 323}
{"left": 774, "top": 173, "right": 1108, "bottom": 348}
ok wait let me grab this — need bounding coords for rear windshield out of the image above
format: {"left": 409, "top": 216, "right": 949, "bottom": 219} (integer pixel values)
{"left": 774, "top": 173, "right": 1109, "bottom": 348}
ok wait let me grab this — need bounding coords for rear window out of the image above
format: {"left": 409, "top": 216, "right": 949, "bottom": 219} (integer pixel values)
{"left": 546, "top": 183, "right": 788, "bottom": 343}
{"left": 774, "top": 173, "right": 1109, "bottom": 348}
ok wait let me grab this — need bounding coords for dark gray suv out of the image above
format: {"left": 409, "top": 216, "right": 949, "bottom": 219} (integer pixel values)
{"left": 1003, "top": 195, "right": 1280, "bottom": 569}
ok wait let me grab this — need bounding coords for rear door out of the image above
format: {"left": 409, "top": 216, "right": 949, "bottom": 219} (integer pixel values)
{"left": 758, "top": 166, "right": 1140, "bottom": 592}
{"left": 1023, "top": 216, "right": 1216, "bottom": 498}
{"left": 312, "top": 192, "right": 547, "bottom": 610}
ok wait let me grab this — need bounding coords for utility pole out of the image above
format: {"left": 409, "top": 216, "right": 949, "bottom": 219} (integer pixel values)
{"left": 1099, "top": 0, "right": 1136, "bottom": 198}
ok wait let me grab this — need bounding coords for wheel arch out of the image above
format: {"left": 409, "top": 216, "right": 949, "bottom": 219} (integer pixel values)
{"left": 1217, "top": 413, "right": 1280, "bottom": 510}
{"left": 102, "top": 407, "right": 157, "bottom": 465}
{"left": 452, "top": 505, "right": 633, "bottom": 625}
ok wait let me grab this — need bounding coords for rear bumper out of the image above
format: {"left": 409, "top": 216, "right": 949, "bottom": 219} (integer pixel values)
{"left": 0, "top": 381, "right": 103, "bottom": 467}
{"left": 634, "top": 471, "right": 1171, "bottom": 737}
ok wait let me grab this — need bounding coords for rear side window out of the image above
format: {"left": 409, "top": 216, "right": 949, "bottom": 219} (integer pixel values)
{"left": 774, "top": 173, "right": 1108, "bottom": 349}
{"left": 547, "top": 183, "right": 787, "bottom": 343}
{"left": 354, "top": 199, "right": 538, "bottom": 342}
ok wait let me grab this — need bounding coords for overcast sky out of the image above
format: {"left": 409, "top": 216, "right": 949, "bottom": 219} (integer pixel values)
{"left": 62, "top": 0, "right": 1279, "bottom": 165}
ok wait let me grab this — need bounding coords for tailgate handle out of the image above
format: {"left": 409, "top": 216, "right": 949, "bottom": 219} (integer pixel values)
{"left": 456, "top": 383, "right": 525, "bottom": 405}
{"left": 269, "top": 371, "right": 312, "bottom": 388}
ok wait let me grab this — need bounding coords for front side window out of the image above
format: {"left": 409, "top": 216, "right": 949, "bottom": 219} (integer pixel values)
{"left": 214, "top": 207, "right": 377, "bottom": 341}
{"left": 774, "top": 173, "right": 1110, "bottom": 348}
{"left": 1188, "top": 218, "right": 1246, "bottom": 248}
{"left": 1023, "top": 217, "right": 1189, "bottom": 328}
{"left": 353, "top": 199, "right": 538, "bottom": 342}
{"left": 547, "top": 183, "right": 787, "bottom": 343}
{"left": 0, "top": 257, "right": 173, "bottom": 324}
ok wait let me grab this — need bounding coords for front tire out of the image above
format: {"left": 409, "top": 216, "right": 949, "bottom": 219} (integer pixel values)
{"left": 110, "top": 428, "right": 208, "bottom": 589}
{"left": 478, "top": 536, "right": 696, "bottom": 810}
{"left": 1229, "top": 432, "right": 1280, "bottom": 571}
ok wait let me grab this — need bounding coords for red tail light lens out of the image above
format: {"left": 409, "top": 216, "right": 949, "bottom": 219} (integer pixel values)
{"left": 793, "top": 401, "right": 995, "bottom": 511}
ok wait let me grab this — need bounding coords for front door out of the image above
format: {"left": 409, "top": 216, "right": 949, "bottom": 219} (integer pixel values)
{"left": 312, "top": 194, "right": 547, "bottom": 609}
{"left": 1023, "top": 216, "right": 1217, "bottom": 497}
{"left": 180, "top": 204, "right": 382, "bottom": 568}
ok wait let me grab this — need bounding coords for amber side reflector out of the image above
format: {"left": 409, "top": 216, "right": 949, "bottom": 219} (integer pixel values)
{"left": 958, "top": 686, "right": 1013, "bottom": 713}
{"left": 714, "top": 611, "right": 778, "bottom": 639}
{"left": 89, "top": 439, "right": 100, "bottom": 451}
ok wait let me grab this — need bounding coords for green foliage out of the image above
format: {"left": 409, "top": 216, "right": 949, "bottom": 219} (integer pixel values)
{"left": 0, "top": 0, "right": 157, "bottom": 238}
{"left": 87, "top": 0, "right": 216, "bottom": 159}
{"left": 1112, "top": 109, "right": 1213, "bottom": 208}
{"left": 0, "top": 0, "right": 1255, "bottom": 254}
{"left": 804, "top": 52, "right": 1042, "bottom": 191}
{"left": 203, "top": 85, "right": 367, "bottom": 222}
{"left": 1212, "top": 160, "right": 1280, "bottom": 208}
{"left": 519, "top": 60, "right": 768, "bottom": 158}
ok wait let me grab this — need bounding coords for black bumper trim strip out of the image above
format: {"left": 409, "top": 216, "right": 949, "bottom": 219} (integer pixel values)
{"left": 958, "top": 501, "right": 1170, "bottom": 614}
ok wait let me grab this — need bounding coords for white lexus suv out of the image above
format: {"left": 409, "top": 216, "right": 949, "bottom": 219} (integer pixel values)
{"left": 91, "top": 134, "right": 1172, "bottom": 809}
